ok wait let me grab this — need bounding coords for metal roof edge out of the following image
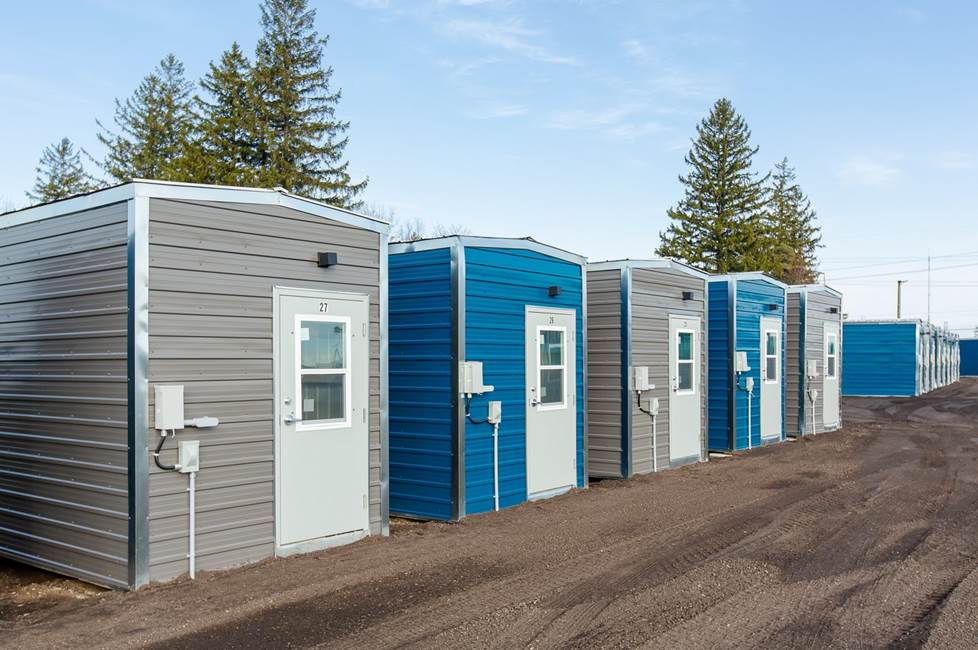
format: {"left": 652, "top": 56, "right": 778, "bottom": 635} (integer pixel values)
{"left": 2, "top": 180, "right": 389, "bottom": 234}
{"left": 787, "top": 283, "right": 844, "bottom": 299}
{"left": 391, "top": 235, "right": 586, "bottom": 266}
{"left": 587, "top": 258, "right": 709, "bottom": 279}
{"left": 707, "top": 272, "right": 789, "bottom": 290}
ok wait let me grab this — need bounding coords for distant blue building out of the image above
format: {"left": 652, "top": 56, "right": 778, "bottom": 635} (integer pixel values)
{"left": 962, "top": 339, "right": 978, "bottom": 376}
{"left": 707, "top": 273, "right": 787, "bottom": 452}
{"left": 388, "top": 237, "right": 587, "bottom": 520}
{"left": 842, "top": 320, "right": 921, "bottom": 397}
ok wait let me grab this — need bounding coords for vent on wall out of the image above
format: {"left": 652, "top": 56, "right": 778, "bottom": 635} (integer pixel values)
{"left": 682, "top": 291, "right": 694, "bottom": 301}
{"left": 318, "top": 252, "right": 338, "bottom": 268}
{"left": 548, "top": 285, "right": 562, "bottom": 297}
{"left": 829, "top": 307, "right": 839, "bottom": 314}
{"left": 767, "top": 304, "right": 779, "bottom": 311}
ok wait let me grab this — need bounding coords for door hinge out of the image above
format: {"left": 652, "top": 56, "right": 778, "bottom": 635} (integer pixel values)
{"left": 363, "top": 494, "right": 368, "bottom": 509}
{"left": 362, "top": 409, "right": 366, "bottom": 424}
{"left": 363, "top": 323, "right": 367, "bottom": 337}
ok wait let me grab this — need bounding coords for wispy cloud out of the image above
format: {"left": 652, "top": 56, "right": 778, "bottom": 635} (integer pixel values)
{"left": 606, "top": 121, "right": 665, "bottom": 140}
{"left": 466, "top": 103, "right": 528, "bottom": 119}
{"left": 443, "top": 19, "right": 576, "bottom": 65}
{"left": 622, "top": 39, "right": 650, "bottom": 63}
{"left": 932, "top": 151, "right": 976, "bottom": 170}
{"left": 545, "top": 105, "right": 638, "bottom": 130}
{"left": 838, "top": 154, "right": 902, "bottom": 187}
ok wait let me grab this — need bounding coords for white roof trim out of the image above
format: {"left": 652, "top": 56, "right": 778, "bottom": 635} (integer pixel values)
{"left": 390, "top": 235, "right": 587, "bottom": 266}
{"left": 708, "top": 272, "right": 789, "bottom": 290}
{"left": 587, "top": 258, "right": 709, "bottom": 279}
{"left": 787, "top": 283, "right": 843, "bottom": 299}
{"left": 1, "top": 180, "right": 389, "bottom": 234}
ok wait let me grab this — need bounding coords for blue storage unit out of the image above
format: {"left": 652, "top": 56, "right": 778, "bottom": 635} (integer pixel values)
{"left": 707, "top": 273, "right": 788, "bottom": 452}
{"left": 841, "top": 320, "right": 921, "bottom": 397}
{"left": 388, "top": 236, "right": 587, "bottom": 520}
{"left": 960, "top": 339, "right": 977, "bottom": 376}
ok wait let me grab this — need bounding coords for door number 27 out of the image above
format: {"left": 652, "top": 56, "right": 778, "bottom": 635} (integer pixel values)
{"left": 319, "top": 302, "right": 328, "bottom": 313}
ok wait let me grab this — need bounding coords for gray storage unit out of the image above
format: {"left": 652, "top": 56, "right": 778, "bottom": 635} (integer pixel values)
{"left": 786, "top": 285, "right": 843, "bottom": 437}
{"left": 0, "top": 181, "right": 389, "bottom": 589}
{"left": 586, "top": 260, "right": 708, "bottom": 479}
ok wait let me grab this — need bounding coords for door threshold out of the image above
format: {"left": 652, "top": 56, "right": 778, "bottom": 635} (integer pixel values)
{"left": 528, "top": 485, "right": 573, "bottom": 501}
{"left": 276, "top": 528, "right": 367, "bottom": 557}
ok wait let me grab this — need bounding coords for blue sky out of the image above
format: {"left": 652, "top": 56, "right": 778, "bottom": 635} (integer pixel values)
{"left": 2, "top": 1, "right": 977, "bottom": 332}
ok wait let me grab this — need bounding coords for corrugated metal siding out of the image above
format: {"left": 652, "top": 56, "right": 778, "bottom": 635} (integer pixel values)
{"left": 628, "top": 268, "right": 706, "bottom": 473}
{"left": 146, "top": 198, "right": 383, "bottom": 582}
{"left": 962, "top": 340, "right": 978, "bottom": 376}
{"left": 0, "top": 202, "right": 130, "bottom": 588}
{"left": 842, "top": 322, "right": 918, "bottom": 397}
{"left": 585, "top": 269, "right": 623, "bottom": 478}
{"left": 734, "top": 279, "right": 785, "bottom": 450}
{"left": 463, "top": 247, "right": 585, "bottom": 515}
{"left": 707, "top": 281, "right": 731, "bottom": 451}
{"left": 785, "top": 293, "right": 802, "bottom": 437}
{"left": 388, "top": 248, "right": 454, "bottom": 520}
{"left": 805, "top": 290, "right": 842, "bottom": 432}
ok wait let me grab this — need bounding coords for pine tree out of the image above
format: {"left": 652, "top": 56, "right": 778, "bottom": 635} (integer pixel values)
{"left": 96, "top": 54, "right": 195, "bottom": 182}
{"left": 656, "top": 98, "right": 769, "bottom": 273}
{"left": 251, "top": 0, "right": 367, "bottom": 207}
{"left": 187, "top": 43, "right": 260, "bottom": 186}
{"left": 26, "top": 138, "right": 98, "bottom": 204}
{"left": 766, "top": 157, "right": 822, "bottom": 284}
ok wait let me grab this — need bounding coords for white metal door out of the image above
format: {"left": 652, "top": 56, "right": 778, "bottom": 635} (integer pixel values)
{"left": 525, "top": 306, "right": 577, "bottom": 498}
{"left": 275, "top": 289, "right": 369, "bottom": 549}
{"left": 823, "top": 323, "right": 840, "bottom": 428}
{"left": 668, "top": 315, "right": 701, "bottom": 462}
{"left": 760, "top": 317, "right": 782, "bottom": 440}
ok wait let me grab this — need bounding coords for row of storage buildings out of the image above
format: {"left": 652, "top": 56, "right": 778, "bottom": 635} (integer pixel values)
{"left": 841, "top": 320, "right": 961, "bottom": 397}
{"left": 0, "top": 180, "right": 923, "bottom": 590}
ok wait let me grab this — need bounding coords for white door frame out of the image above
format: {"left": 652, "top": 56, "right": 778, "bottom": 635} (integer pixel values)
{"left": 759, "top": 317, "right": 782, "bottom": 440}
{"left": 273, "top": 286, "right": 370, "bottom": 556}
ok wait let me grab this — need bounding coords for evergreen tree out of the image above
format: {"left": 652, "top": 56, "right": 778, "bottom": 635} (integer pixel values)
{"left": 766, "top": 157, "right": 822, "bottom": 284}
{"left": 657, "top": 98, "right": 769, "bottom": 273}
{"left": 26, "top": 138, "right": 98, "bottom": 204}
{"left": 96, "top": 54, "right": 195, "bottom": 182}
{"left": 187, "top": 42, "right": 260, "bottom": 186}
{"left": 251, "top": 0, "right": 367, "bottom": 207}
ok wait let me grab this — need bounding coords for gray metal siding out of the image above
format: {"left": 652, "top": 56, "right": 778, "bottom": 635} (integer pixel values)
{"left": 628, "top": 268, "right": 707, "bottom": 473}
{"left": 585, "top": 269, "right": 623, "bottom": 478}
{"left": 805, "top": 290, "right": 842, "bottom": 433}
{"left": 0, "top": 202, "right": 130, "bottom": 588}
{"left": 786, "top": 293, "right": 802, "bottom": 436}
{"left": 146, "top": 198, "right": 383, "bottom": 582}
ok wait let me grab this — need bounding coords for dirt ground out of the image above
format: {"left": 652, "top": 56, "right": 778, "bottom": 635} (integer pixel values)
{"left": 4, "top": 380, "right": 978, "bottom": 649}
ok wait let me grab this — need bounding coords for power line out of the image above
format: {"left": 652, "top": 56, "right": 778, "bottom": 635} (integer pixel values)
{"left": 827, "top": 261, "right": 978, "bottom": 281}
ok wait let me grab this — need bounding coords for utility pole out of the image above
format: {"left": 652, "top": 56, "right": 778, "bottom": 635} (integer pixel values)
{"left": 897, "top": 280, "right": 908, "bottom": 319}
{"left": 927, "top": 253, "right": 931, "bottom": 323}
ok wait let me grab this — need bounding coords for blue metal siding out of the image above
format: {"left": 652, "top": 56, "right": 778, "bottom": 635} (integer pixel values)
{"left": 463, "top": 247, "right": 585, "bottom": 516}
{"left": 735, "top": 279, "right": 786, "bottom": 450}
{"left": 388, "top": 248, "right": 454, "bottom": 519}
{"left": 962, "top": 340, "right": 978, "bottom": 376}
{"left": 707, "top": 281, "right": 731, "bottom": 451}
{"left": 842, "top": 322, "right": 918, "bottom": 397}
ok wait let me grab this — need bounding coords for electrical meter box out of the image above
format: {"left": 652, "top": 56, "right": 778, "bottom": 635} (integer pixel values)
{"left": 632, "top": 366, "right": 653, "bottom": 391}
{"left": 154, "top": 385, "right": 185, "bottom": 430}
{"left": 177, "top": 440, "right": 200, "bottom": 473}
{"left": 487, "top": 400, "right": 502, "bottom": 424}
{"left": 648, "top": 397, "right": 660, "bottom": 416}
{"left": 460, "top": 361, "right": 495, "bottom": 396}
{"left": 735, "top": 351, "right": 750, "bottom": 373}
{"left": 807, "top": 360, "right": 819, "bottom": 379}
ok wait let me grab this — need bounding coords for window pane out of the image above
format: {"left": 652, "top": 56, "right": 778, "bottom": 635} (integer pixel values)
{"left": 539, "top": 330, "right": 563, "bottom": 366}
{"left": 678, "top": 332, "right": 693, "bottom": 361}
{"left": 678, "top": 362, "right": 694, "bottom": 391}
{"left": 301, "top": 321, "right": 346, "bottom": 369}
{"left": 828, "top": 338, "right": 836, "bottom": 355}
{"left": 540, "top": 368, "right": 563, "bottom": 404}
{"left": 828, "top": 357, "right": 836, "bottom": 377}
{"left": 766, "top": 332, "right": 777, "bottom": 355}
{"left": 766, "top": 357, "right": 778, "bottom": 381}
{"left": 301, "top": 374, "right": 346, "bottom": 421}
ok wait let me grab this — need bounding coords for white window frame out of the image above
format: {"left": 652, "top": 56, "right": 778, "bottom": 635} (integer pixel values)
{"left": 536, "top": 325, "right": 567, "bottom": 411}
{"left": 763, "top": 329, "right": 779, "bottom": 384}
{"left": 675, "top": 328, "right": 697, "bottom": 395}
{"left": 825, "top": 332, "right": 838, "bottom": 380}
{"left": 294, "top": 314, "right": 352, "bottom": 430}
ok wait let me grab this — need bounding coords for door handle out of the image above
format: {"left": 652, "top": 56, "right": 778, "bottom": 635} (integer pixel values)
{"left": 284, "top": 413, "right": 302, "bottom": 425}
